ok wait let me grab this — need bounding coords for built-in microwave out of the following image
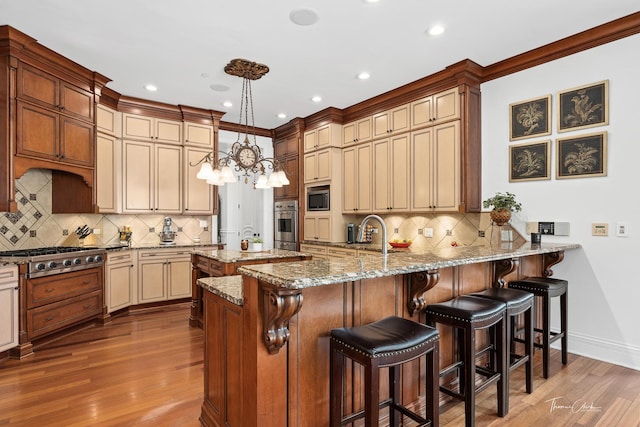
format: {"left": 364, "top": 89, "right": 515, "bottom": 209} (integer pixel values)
{"left": 307, "top": 186, "right": 330, "bottom": 211}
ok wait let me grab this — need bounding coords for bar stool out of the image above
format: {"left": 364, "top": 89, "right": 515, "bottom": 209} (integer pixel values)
{"left": 330, "top": 316, "right": 440, "bottom": 427}
{"left": 469, "top": 287, "right": 534, "bottom": 399}
{"left": 424, "top": 296, "right": 507, "bottom": 427}
{"left": 508, "top": 277, "right": 568, "bottom": 378}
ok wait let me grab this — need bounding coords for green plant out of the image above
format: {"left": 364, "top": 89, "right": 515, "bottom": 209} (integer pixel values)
{"left": 483, "top": 191, "right": 522, "bottom": 212}
{"left": 252, "top": 237, "right": 263, "bottom": 243}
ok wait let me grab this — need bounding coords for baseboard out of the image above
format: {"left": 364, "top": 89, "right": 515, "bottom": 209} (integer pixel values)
{"left": 552, "top": 331, "right": 640, "bottom": 371}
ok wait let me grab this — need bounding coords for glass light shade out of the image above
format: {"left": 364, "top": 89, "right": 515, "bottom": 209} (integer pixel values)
{"left": 220, "top": 166, "right": 237, "bottom": 183}
{"left": 255, "top": 174, "right": 269, "bottom": 189}
{"left": 196, "top": 162, "right": 214, "bottom": 180}
{"left": 276, "top": 170, "right": 290, "bottom": 185}
{"left": 206, "top": 168, "right": 224, "bottom": 186}
{"left": 267, "top": 172, "right": 283, "bottom": 188}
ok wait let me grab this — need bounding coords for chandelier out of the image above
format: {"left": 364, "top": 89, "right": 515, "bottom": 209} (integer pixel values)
{"left": 193, "top": 58, "right": 289, "bottom": 189}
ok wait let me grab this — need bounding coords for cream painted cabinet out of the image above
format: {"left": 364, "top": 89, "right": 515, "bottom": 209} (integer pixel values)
{"left": 183, "top": 122, "right": 214, "bottom": 149}
{"left": 184, "top": 147, "right": 215, "bottom": 215}
{"left": 304, "top": 148, "right": 332, "bottom": 183}
{"left": 299, "top": 243, "right": 329, "bottom": 260}
{"left": 122, "top": 113, "right": 183, "bottom": 145}
{"left": 0, "top": 265, "right": 18, "bottom": 353}
{"left": 96, "top": 132, "right": 121, "bottom": 213}
{"left": 372, "top": 104, "right": 410, "bottom": 138}
{"left": 411, "top": 121, "right": 461, "bottom": 212}
{"left": 96, "top": 104, "right": 121, "bottom": 137}
{"left": 342, "top": 143, "right": 372, "bottom": 213}
{"left": 373, "top": 134, "right": 410, "bottom": 213}
{"left": 411, "top": 87, "right": 460, "bottom": 129}
{"left": 342, "top": 117, "right": 372, "bottom": 146}
{"left": 138, "top": 249, "right": 192, "bottom": 304}
{"left": 105, "top": 250, "right": 135, "bottom": 313}
{"left": 122, "top": 140, "right": 183, "bottom": 214}
{"left": 303, "top": 123, "right": 341, "bottom": 152}
{"left": 303, "top": 215, "right": 331, "bottom": 242}
{"left": 326, "top": 247, "right": 357, "bottom": 260}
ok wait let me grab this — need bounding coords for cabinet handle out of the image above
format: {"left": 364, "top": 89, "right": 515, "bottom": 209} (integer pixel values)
{"left": 46, "top": 316, "right": 55, "bottom": 321}
{"left": 82, "top": 280, "right": 91, "bottom": 284}
{"left": 45, "top": 288, "right": 55, "bottom": 293}
{"left": 83, "top": 304, "right": 91, "bottom": 309}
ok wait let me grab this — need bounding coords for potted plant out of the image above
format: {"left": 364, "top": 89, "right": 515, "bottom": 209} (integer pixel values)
{"left": 252, "top": 236, "right": 264, "bottom": 251}
{"left": 483, "top": 191, "right": 522, "bottom": 226}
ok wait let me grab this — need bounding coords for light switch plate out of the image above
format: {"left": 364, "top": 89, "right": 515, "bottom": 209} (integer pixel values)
{"left": 592, "top": 223, "right": 608, "bottom": 236}
{"left": 616, "top": 222, "right": 629, "bottom": 237}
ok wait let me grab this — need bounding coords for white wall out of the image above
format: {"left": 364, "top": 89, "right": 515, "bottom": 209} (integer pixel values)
{"left": 218, "top": 130, "right": 274, "bottom": 250}
{"left": 481, "top": 34, "right": 640, "bottom": 370}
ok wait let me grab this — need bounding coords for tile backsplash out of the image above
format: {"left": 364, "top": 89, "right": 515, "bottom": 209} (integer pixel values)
{"left": 0, "top": 169, "right": 212, "bottom": 251}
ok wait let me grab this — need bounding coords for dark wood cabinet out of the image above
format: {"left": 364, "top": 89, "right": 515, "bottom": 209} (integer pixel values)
{"left": 273, "top": 128, "right": 303, "bottom": 202}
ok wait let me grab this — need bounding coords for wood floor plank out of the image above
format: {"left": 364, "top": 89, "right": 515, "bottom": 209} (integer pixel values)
{"left": 1, "top": 303, "right": 638, "bottom": 426}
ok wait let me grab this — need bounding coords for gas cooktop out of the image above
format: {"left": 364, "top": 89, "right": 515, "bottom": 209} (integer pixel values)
{"left": 0, "top": 246, "right": 100, "bottom": 257}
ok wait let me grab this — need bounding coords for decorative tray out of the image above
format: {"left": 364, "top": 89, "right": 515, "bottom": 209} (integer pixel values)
{"left": 389, "top": 241, "right": 412, "bottom": 248}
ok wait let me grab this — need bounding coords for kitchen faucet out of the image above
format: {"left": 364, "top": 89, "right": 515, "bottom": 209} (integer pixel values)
{"left": 357, "top": 214, "right": 388, "bottom": 256}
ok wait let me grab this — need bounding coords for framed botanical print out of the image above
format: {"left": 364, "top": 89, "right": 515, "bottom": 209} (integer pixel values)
{"left": 556, "top": 132, "right": 607, "bottom": 179}
{"left": 558, "top": 80, "right": 609, "bottom": 133}
{"left": 509, "top": 95, "right": 551, "bottom": 141}
{"left": 509, "top": 140, "right": 551, "bottom": 182}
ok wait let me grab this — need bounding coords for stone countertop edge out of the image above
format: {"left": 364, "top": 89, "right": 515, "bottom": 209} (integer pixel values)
{"left": 191, "top": 248, "right": 310, "bottom": 263}
{"left": 197, "top": 275, "right": 243, "bottom": 306}
{"left": 105, "top": 243, "right": 218, "bottom": 251}
{"left": 237, "top": 242, "right": 581, "bottom": 290}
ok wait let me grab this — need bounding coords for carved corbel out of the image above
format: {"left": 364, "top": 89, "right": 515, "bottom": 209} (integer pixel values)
{"left": 407, "top": 270, "right": 440, "bottom": 317}
{"left": 262, "top": 285, "right": 303, "bottom": 354}
{"left": 492, "top": 258, "right": 519, "bottom": 288}
{"left": 542, "top": 250, "right": 564, "bottom": 277}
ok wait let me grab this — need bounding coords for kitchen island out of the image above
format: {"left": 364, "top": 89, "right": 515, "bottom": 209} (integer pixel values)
{"left": 190, "top": 248, "right": 310, "bottom": 328}
{"left": 198, "top": 242, "right": 580, "bottom": 427}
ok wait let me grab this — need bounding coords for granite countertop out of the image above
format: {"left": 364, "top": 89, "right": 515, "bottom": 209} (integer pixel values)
{"left": 302, "top": 241, "right": 388, "bottom": 252}
{"left": 192, "top": 248, "right": 310, "bottom": 263}
{"left": 238, "top": 242, "right": 581, "bottom": 290}
{"left": 197, "top": 275, "right": 243, "bottom": 306}
{"left": 104, "top": 243, "right": 218, "bottom": 251}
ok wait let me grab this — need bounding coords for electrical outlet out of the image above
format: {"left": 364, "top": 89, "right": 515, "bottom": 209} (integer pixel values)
{"left": 424, "top": 228, "right": 433, "bottom": 238}
{"left": 592, "top": 223, "right": 608, "bottom": 236}
{"left": 371, "top": 227, "right": 378, "bottom": 234}
{"left": 478, "top": 230, "right": 485, "bottom": 238}
{"left": 199, "top": 220, "right": 208, "bottom": 228}
{"left": 445, "top": 229, "right": 452, "bottom": 236}
{"left": 394, "top": 228, "right": 399, "bottom": 233}
{"left": 93, "top": 228, "right": 101, "bottom": 235}
{"left": 616, "top": 222, "right": 629, "bottom": 237}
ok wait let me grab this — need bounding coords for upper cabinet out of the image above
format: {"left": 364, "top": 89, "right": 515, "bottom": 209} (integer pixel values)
{"left": 303, "top": 123, "right": 341, "bottom": 152}
{"left": 411, "top": 87, "right": 460, "bottom": 129}
{"left": 372, "top": 104, "right": 410, "bottom": 139}
{"left": 97, "top": 104, "right": 121, "bottom": 137}
{"left": 342, "top": 117, "right": 372, "bottom": 146}
{"left": 122, "top": 113, "right": 183, "bottom": 145}
{"left": 183, "top": 122, "right": 214, "bottom": 149}
{"left": 372, "top": 134, "right": 411, "bottom": 213}
{"left": 183, "top": 147, "right": 215, "bottom": 215}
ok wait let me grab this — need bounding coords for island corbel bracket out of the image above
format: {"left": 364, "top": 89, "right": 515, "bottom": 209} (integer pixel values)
{"left": 492, "top": 258, "right": 520, "bottom": 288}
{"left": 262, "top": 285, "right": 303, "bottom": 354}
{"left": 407, "top": 270, "right": 440, "bottom": 316}
{"left": 542, "top": 250, "right": 564, "bottom": 277}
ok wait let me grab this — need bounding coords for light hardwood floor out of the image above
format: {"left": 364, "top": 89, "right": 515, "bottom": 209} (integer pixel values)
{"left": 0, "top": 304, "right": 638, "bottom": 426}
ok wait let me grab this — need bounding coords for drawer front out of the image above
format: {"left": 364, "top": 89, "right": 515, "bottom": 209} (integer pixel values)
{"left": 209, "top": 260, "right": 224, "bottom": 277}
{"left": 107, "top": 251, "right": 133, "bottom": 265}
{"left": 28, "top": 268, "right": 102, "bottom": 309}
{"left": 196, "top": 256, "right": 211, "bottom": 271}
{"left": 28, "top": 290, "right": 102, "bottom": 339}
{"left": 299, "top": 244, "right": 327, "bottom": 256}
{"left": 0, "top": 265, "right": 18, "bottom": 285}
{"left": 327, "top": 248, "right": 357, "bottom": 258}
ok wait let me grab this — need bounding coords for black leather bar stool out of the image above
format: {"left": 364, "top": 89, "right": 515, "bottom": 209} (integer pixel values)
{"left": 330, "top": 316, "right": 440, "bottom": 427}
{"left": 424, "top": 296, "right": 507, "bottom": 427}
{"left": 508, "top": 277, "right": 568, "bottom": 378}
{"left": 469, "top": 287, "right": 534, "bottom": 399}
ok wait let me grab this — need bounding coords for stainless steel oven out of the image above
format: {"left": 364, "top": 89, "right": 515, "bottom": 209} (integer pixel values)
{"left": 274, "top": 200, "right": 298, "bottom": 251}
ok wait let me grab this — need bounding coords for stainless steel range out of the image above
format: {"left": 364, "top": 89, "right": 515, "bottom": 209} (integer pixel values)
{"left": 0, "top": 246, "right": 105, "bottom": 278}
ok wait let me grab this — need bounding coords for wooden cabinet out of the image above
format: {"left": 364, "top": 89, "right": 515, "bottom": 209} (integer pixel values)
{"left": 411, "top": 121, "right": 461, "bottom": 212}
{"left": 342, "top": 143, "right": 372, "bottom": 213}
{"left": 122, "top": 140, "right": 182, "bottom": 213}
{"left": 299, "top": 243, "right": 329, "bottom": 260}
{"left": 274, "top": 156, "right": 299, "bottom": 200}
{"left": 16, "top": 101, "right": 94, "bottom": 167}
{"left": 122, "top": 113, "right": 183, "bottom": 144}
{"left": 304, "top": 124, "right": 336, "bottom": 152}
{"left": 411, "top": 87, "right": 460, "bottom": 129}
{"left": 96, "top": 132, "right": 121, "bottom": 213}
{"left": 183, "top": 122, "right": 214, "bottom": 149}
{"left": 303, "top": 215, "right": 331, "bottom": 242}
{"left": 342, "top": 117, "right": 372, "bottom": 146}
{"left": 184, "top": 147, "right": 215, "bottom": 215}
{"left": 105, "top": 250, "right": 135, "bottom": 313}
{"left": 372, "top": 103, "right": 410, "bottom": 138}
{"left": 138, "top": 249, "right": 192, "bottom": 304}
{"left": 97, "top": 104, "right": 121, "bottom": 136}
{"left": 373, "top": 134, "right": 411, "bottom": 212}
{"left": 0, "top": 265, "right": 18, "bottom": 353}
{"left": 26, "top": 267, "right": 104, "bottom": 340}
{"left": 304, "top": 148, "right": 332, "bottom": 183}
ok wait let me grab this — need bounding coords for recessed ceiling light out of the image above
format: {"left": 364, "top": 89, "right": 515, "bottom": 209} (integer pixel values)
{"left": 289, "top": 9, "right": 319, "bottom": 26}
{"left": 427, "top": 25, "right": 445, "bottom": 36}
{"left": 357, "top": 72, "right": 370, "bottom": 80}
{"left": 144, "top": 84, "right": 158, "bottom": 92}
{"left": 363, "top": 0, "right": 380, "bottom": 3}
{"left": 200, "top": 73, "right": 209, "bottom": 78}
{"left": 210, "top": 84, "right": 230, "bottom": 92}
{"left": 311, "top": 96, "right": 322, "bottom": 103}
{"left": 277, "top": 113, "right": 287, "bottom": 119}
{"left": 222, "top": 101, "right": 232, "bottom": 108}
